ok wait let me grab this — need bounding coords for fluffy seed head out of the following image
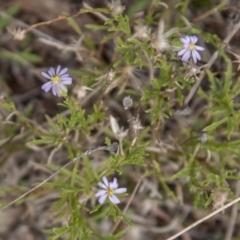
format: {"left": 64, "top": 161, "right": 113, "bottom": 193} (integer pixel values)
{"left": 212, "top": 190, "right": 228, "bottom": 210}
{"left": 7, "top": 27, "right": 26, "bottom": 41}
{"left": 108, "top": 0, "right": 125, "bottom": 16}
{"left": 123, "top": 96, "right": 133, "bottom": 110}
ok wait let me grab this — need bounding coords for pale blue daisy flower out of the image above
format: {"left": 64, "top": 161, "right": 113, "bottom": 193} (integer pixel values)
{"left": 178, "top": 35, "right": 205, "bottom": 63}
{"left": 95, "top": 176, "right": 127, "bottom": 204}
{"left": 41, "top": 65, "right": 72, "bottom": 97}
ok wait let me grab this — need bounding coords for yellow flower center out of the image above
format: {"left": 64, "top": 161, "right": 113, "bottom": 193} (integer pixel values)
{"left": 107, "top": 188, "right": 114, "bottom": 196}
{"left": 189, "top": 43, "right": 195, "bottom": 50}
{"left": 51, "top": 75, "right": 60, "bottom": 84}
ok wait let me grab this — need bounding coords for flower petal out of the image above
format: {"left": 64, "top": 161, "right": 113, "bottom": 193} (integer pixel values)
{"left": 109, "top": 195, "right": 121, "bottom": 204}
{"left": 181, "top": 50, "right": 191, "bottom": 62}
{"left": 180, "top": 37, "right": 189, "bottom": 44}
{"left": 48, "top": 67, "right": 55, "bottom": 76}
{"left": 41, "top": 72, "right": 51, "bottom": 79}
{"left": 52, "top": 84, "right": 61, "bottom": 97}
{"left": 99, "top": 193, "right": 108, "bottom": 204}
{"left": 59, "top": 67, "right": 68, "bottom": 76}
{"left": 192, "top": 50, "right": 198, "bottom": 63}
{"left": 112, "top": 178, "right": 118, "bottom": 189}
{"left": 109, "top": 182, "right": 115, "bottom": 189}
{"left": 195, "top": 45, "right": 205, "bottom": 51}
{"left": 60, "top": 74, "right": 69, "bottom": 78}
{"left": 59, "top": 84, "right": 67, "bottom": 92}
{"left": 185, "top": 36, "right": 190, "bottom": 43}
{"left": 192, "top": 50, "right": 201, "bottom": 63}
{"left": 178, "top": 48, "right": 187, "bottom": 57}
{"left": 51, "top": 84, "right": 57, "bottom": 96}
{"left": 56, "top": 65, "right": 61, "bottom": 75}
{"left": 195, "top": 50, "right": 201, "bottom": 60}
{"left": 41, "top": 82, "right": 52, "bottom": 92}
{"left": 183, "top": 43, "right": 190, "bottom": 49}
{"left": 98, "top": 182, "right": 107, "bottom": 189}
{"left": 114, "top": 188, "right": 127, "bottom": 194}
{"left": 95, "top": 190, "right": 107, "bottom": 197}
{"left": 55, "top": 88, "right": 61, "bottom": 97}
{"left": 190, "top": 35, "right": 198, "bottom": 44}
{"left": 61, "top": 78, "right": 72, "bottom": 85}
{"left": 102, "top": 176, "right": 109, "bottom": 188}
